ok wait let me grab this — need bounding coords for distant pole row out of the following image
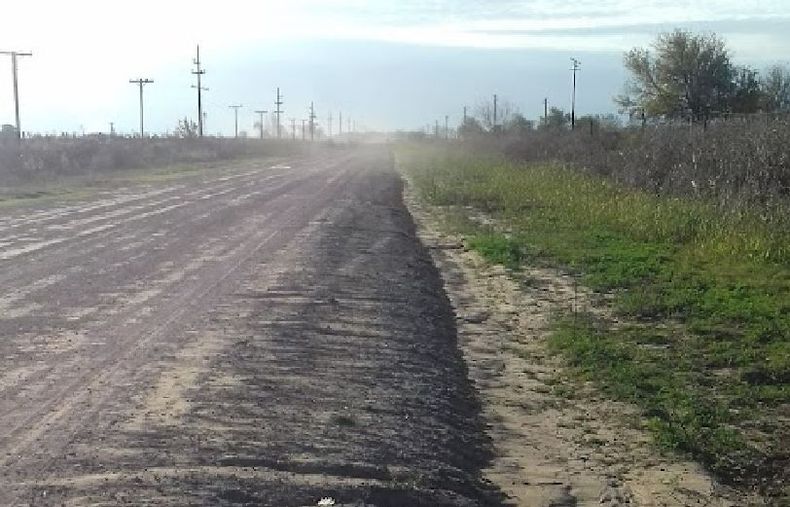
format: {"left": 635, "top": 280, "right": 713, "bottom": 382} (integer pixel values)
{"left": 442, "top": 56, "right": 581, "bottom": 138}
{"left": 0, "top": 43, "right": 358, "bottom": 139}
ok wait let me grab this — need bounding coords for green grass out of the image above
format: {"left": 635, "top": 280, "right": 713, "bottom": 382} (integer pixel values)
{"left": 398, "top": 144, "right": 789, "bottom": 497}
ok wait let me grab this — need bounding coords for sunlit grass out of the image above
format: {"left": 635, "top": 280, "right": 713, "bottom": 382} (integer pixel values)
{"left": 398, "top": 143, "right": 789, "bottom": 496}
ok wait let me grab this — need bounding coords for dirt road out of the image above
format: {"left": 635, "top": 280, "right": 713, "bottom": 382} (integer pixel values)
{"left": 0, "top": 148, "right": 501, "bottom": 506}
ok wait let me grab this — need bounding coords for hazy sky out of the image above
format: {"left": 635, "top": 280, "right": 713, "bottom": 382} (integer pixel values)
{"left": 0, "top": 1, "right": 788, "bottom": 135}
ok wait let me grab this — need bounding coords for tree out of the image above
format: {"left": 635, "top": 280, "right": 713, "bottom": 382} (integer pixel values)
{"left": 540, "top": 107, "right": 570, "bottom": 130}
{"left": 505, "top": 113, "right": 534, "bottom": 135}
{"left": 458, "top": 117, "right": 485, "bottom": 139}
{"left": 576, "top": 114, "right": 622, "bottom": 133}
{"left": 174, "top": 117, "right": 198, "bottom": 138}
{"left": 475, "top": 97, "right": 515, "bottom": 131}
{"left": 762, "top": 64, "right": 790, "bottom": 112}
{"left": 731, "top": 66, "right": 762, "bottom": 114}
{"left": 617, "top": 29, "right": 736, "bottom": 122}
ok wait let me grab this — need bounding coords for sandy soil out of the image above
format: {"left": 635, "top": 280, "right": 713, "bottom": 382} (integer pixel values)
{"left": 0, "top": 148, "right": 502, "bottom": 506}
{"left": 402, "top": 181, "right": 765, "bottom": 507}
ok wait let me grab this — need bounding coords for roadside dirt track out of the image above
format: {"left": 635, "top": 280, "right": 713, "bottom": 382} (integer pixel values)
{"left": 0, "top": 147, "right": 502, "bottom": 506}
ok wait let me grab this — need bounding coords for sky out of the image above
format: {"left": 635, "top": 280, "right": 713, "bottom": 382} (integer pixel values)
{"left": 0, "top": 0, "right": 789, "bottom": 135}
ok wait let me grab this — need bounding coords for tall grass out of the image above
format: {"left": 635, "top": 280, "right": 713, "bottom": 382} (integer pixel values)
{"left": 463, "top": 117, "right": 790, "bottom": 214}
{"left": 0, "top": 136, "right": 306, "bottom": 186}
{"left": 406, "top": 145, "right": 790, "bottom": 264}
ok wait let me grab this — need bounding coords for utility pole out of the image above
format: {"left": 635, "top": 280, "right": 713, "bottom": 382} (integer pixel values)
{"left": 348, "top": 117, "right": 351, "bottom": 134}
{"left": 309, "top": 102, "right": 316, "bottom": 141}
{"left": 229, "top": 105, "right": 243, "bottom": 138}
{"left": 274, "top": 88, "right": 284, "bottom": 139}
{"left": 0, "top": 51, "right": 33, "bottom": 139}
{"left": 290, "top": 118, "right": 296, "bottom": 140}
{"left": 463, "top": 106, "right": 467, "bottom": 124}
{"left": 254, "top": 109, "right": 268, "bottom": 139}
{"left": 434, "top": 120, "right": 439, "bottom": 138}
{"left": 445, "top": 115, "right": 449, "bottom": 140}
{"left": 301, "top": 119, "right": 306, "bottom": 141}
{"left": 109, "top": 122, "right": 115, "bottom": 136}
{"left": 544, "top": 98, "right": 548, "bottom": 127}
{"left": 192, "top": 45, "right": 207, "bottom": 137}
{"left": 493, "top": 94, "right": 498, "bottom": 130}
{"left": 129, "top": 78, "right": 154, "bottom": 137}
{"left": 570, "top": 57, "right": 581, "bottom": 130}
{"left": 328, "top": 112, "right": 333, "bottom": 137}
{"left": 339, "top": 111, "right": 343, "bottom": 135}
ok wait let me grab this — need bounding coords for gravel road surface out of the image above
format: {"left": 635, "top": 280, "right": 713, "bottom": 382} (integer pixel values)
{"left": 0, "top": 147, "right": 502, "bottom": 506}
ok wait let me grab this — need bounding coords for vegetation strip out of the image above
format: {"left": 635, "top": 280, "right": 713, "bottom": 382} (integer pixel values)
{"left": 398, "top": 145, "right": 789, "bottom": 500}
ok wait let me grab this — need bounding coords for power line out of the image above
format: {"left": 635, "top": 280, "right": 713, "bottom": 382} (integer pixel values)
{"left": 229, "top": 104, "right": 243, "bottom": 138}
{"left": 0, "top": 50, "right": 32, "bottom": 139}
{"left": 274, "top": 88, "right": 284, "bottom": 139}
{"left": 254, "top": 109, "right": 268, "bottom": 140}
{"left": 191, "top": 45, "right": 207, "bottom": 137}
{"left": 129, "top": 78, "right": 154, "bottom": 137}
{"left": 571, "top": 57, "right": 581, "bottom": 130}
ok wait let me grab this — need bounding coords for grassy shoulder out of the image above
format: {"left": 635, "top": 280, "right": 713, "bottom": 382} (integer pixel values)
{"left": 397, "top": 143, "right": 789, "bottom": 498}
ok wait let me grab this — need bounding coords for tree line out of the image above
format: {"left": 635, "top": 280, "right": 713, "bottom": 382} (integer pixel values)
{"left": 454, "top": 28, "right": 789, "bottom": 137}
{"left": 617, "top": 29, "right": 789, "bottom": 122}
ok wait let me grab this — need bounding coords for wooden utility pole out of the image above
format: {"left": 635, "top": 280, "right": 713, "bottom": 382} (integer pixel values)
{"left": 544, "top": 98, "right": 548, "bottom": 126}
{"left": 0, "top": 51, "right": 32, "bottom": 139}
{"left": 254, "top": 109, "right": 268, "bottom": 139}
{"left": 274, "top": 88, "right": 284, "bottom": 139}
{"left": 493, "top": 94, "right": 498, "bottom": 130}
{"left": 191, "top": 45, "right": 207, "bottom": 137}
{"left": 570, "top": 58, "right": 581, "bottom": 130}
{"left": 309, "top": 102, "right": 316, "bottom": 141}
{"left": 129, "top": 78, "right": 154, "bottom": 137}
{"left": 229, "top": 105, "right": 243, "bottom": 138}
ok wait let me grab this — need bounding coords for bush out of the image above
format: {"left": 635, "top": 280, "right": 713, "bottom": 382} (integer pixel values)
{"left": 458, "top": 117, "right": 790, "bottom": 213}
{"left": 0, "top": 136, "right": 304, "bottom": 185}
